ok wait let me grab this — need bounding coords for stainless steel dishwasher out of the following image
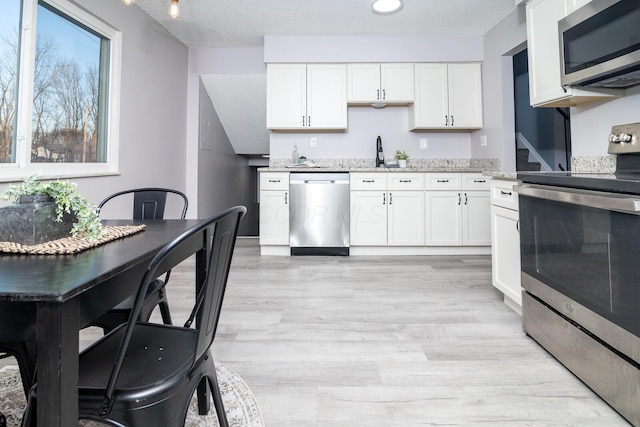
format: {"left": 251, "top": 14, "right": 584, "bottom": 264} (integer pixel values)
{"left": 289, "top": 172, "right": 350, "bottom": 255}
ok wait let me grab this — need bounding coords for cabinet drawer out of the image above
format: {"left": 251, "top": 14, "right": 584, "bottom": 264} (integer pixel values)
{"left": 260, "top": 172, "right": 289, "bottom": 190}
{"left": 424, "top": 173, "right": 461, "bottom": 190}
{"left": 462, "top": 174, "right": 490, "bottom": 190}
{"left": 490, "top": 179, "right": 520, "bottom": 210}
{"left": 387, "top": 173, "right": 424, "bottom": 191}
{"left": 350, "top": 173, "right": 387, "bottom": 190}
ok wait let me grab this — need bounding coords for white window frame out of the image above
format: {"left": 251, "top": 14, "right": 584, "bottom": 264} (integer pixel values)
{"left": 0, "top": 0, "right": 121, "bottom": 182}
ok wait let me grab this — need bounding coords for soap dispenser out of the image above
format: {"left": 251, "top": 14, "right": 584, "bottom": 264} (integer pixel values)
{"left": 292, "top": 143, "right": 299, "bottom": 164}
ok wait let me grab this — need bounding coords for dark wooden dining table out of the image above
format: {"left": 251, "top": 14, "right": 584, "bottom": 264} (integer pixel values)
{"left": 0, "top": 219, "right": 208, "bottom": 427}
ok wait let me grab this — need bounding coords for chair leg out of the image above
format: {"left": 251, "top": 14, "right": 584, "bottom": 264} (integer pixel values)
{"left": 209, "top": 366, "right": 228, "bottom": 427}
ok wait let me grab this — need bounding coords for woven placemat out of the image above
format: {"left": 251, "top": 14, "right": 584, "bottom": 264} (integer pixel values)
{"left": 0, "top": 225, "right": 146, "bottom": 255}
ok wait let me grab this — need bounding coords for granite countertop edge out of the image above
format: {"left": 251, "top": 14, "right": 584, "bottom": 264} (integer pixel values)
{"left": 259, "top": 167, "right": 494, "bottom": 173}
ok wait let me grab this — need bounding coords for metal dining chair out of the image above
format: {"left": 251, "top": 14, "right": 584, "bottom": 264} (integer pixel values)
{"left": 0, "top": 302, "right": 37, "bottom": 397}
{"left": 22, "top": 206, "right": 246, "bottom": 427}
{"left": 90, "top": 188, "right": 189, "bottom": 333}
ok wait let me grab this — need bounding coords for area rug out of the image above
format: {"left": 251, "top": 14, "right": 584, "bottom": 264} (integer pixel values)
{"left": 0, "top": 364, "right": 264, "bottom": 426}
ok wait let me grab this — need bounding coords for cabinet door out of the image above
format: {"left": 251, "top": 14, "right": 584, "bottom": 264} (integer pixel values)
{"left": 411, "top": 64, "right": 448, "bottom": 129}
{"left": 347, "top": 63, "right": 381, "bottom": 103}
{"left": 259, "top": 190, "right": 289, "bottom": 245}
{"left": 491, "top": 205, "right": 522, "bottom": 305}
{"left": 388, "top": 191, "right": 425, "bottom": 246}
{"left": 448, "top": 63, "right": 483, "bottom": 129}
{"left": 307, "top": 64, "right": 347, "bottom": 129}
{"left": 462, "top": 191, "right": 491, "bottom": 246}
{"left": 350, "top": 191, "right": 387, "bottom": 245}
{"left": 381, "top": 63, "right": 414, "bottom": 103}
{"left": 526, "top": 0, "right": 614, "bottom": 107}
{"left": 425, "top": 191, "right": 462, "bottom": 245}
{"left": 266, "top": 64, "right": 306, "bottom": 129}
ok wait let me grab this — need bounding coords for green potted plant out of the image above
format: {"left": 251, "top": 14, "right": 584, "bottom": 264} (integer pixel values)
{"left": 395, "top": 150, "right": 409, "bottom": 168}
{"left": 0, "top": 174, "right": 103, "bottom": 243}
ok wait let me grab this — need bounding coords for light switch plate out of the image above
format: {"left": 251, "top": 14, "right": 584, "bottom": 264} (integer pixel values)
{"left": 480, "top": 135, "right": 487, "bottom": 146}
{"left": 419, "top": 138, "right": 428, "bottom": 149}
{"left": 310, "top": 137, "right": 317, "bottom": 147}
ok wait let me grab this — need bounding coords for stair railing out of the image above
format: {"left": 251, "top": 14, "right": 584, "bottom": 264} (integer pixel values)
{"left": 515, "top": 132, "right": 553, "bottom": 172}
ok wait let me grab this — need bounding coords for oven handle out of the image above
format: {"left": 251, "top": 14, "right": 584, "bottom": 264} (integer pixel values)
{"left": 516, "top": 184, "right": 640, "bottom": 214}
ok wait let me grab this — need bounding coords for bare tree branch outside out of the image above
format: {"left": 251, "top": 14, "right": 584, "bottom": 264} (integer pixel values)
{"left": 0, "top": 1, "right": 103, "bottom": 164}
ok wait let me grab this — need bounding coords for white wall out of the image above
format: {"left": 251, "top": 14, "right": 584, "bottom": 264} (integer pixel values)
{"left": 270, "top": 107, "right": 471, "bottom": 161}
{"left": 474, "top": 7, "right": 527, "bottom": 172}
{"left": 186, "top": 47, "right": 265, "bottom": 215}
{"left": 571, "top": 85, "right": 640, "bottom": 157}
{"left": 1, "top": 1, "right": 189, "bottom": 216}
{"left": 265, "top": 36, "right": 482, "bottom": 162}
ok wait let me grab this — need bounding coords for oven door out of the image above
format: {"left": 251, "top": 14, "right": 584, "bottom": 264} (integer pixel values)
{"left": 518, "top": 184, "right": 640, "bottom": 346}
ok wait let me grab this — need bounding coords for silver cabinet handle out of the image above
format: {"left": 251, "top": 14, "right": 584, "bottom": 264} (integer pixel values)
{"left": 516, "top": 184, "right": 640, "bottom": 214}
{"left": 516, "top": 220, "right": 520, "bottom": 232}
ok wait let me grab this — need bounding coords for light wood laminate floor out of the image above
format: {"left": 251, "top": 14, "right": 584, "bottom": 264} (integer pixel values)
{"left": 4, "top": 238, "right": 631, "bottom": 426}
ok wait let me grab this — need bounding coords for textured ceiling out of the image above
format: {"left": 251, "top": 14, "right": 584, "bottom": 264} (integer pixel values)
{"left": 133, "top": 0, "right": 517, "bottom": 48}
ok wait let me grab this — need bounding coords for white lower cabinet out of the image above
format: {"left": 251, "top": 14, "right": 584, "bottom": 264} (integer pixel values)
{"left": 259, "top": 172, "right": 290, "bottom": 246}
{"left": 388, "top": 191, "right": 425, "bottom": 246}
{"left": 350, "top": 190, "right": 387, "bottom": 245}
{"left": 425, "top": 173, "right": 490, "bottom": 246}
{"left": 350, "top": 173, "right": 424, "bottom": 246}
{"left": 490, "top": 179, "right": 522, "bottom": 310}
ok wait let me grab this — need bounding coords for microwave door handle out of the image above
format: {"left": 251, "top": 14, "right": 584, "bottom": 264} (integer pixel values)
{"left": 516, "top": 184, "right": 640, "bottom": 214}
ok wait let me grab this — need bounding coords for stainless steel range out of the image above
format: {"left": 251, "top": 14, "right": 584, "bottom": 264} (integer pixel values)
{"left": 517, "top": 122, "right": 640, "bottom": 427}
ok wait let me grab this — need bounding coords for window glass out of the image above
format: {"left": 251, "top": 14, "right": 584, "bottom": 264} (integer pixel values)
{"left": 33, "top": 1, "right": 107, "bottom": 164}
{"left": 0, "top": 0, "right": 21, "bottom": 164}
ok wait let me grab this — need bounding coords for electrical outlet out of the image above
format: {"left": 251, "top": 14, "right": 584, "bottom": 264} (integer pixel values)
{"left": 419, "top": 138, "right": 428, "bottom": 149}
{"left": 480, "top": 135, "right": 487, "bottom": 146}
{"left": 310, "top": 137, "right": 317, "bottom": 147}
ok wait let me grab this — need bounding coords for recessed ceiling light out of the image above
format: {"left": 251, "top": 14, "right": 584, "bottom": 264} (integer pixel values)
{"left": 372, "top": 0, "right": 403, "bottom": 15}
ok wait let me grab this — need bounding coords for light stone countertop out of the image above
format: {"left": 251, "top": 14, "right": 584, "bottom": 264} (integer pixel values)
{"left": 260, "top": 158, "right": 501, "bottom": 174}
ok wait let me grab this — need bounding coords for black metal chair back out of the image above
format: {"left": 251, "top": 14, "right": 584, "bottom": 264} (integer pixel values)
{"left": 98, "top": 187, "right": 188, "bottom": 220}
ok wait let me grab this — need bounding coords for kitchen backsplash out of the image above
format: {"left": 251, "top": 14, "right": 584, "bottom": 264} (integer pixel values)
{"left": 269, "top": 157, "right": 500, "bottom": 171}
{"left": 571, "top": 156, "right": 616, "bottom": 173}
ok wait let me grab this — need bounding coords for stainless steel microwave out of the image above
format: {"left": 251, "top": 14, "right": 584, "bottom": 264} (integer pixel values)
{"left": 559, "top": 0, "right": 640, "bottom": 89}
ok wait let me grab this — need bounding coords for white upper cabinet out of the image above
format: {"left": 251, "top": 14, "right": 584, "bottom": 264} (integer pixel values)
{"left": 347, "top": 63, "right": 414, "bottom": 105}
{"left": 525, "top": 0, "right": 617, "bottom": 107}
{"left": 410, "top": 63, "right": 483, "bottom": 130}
{"left": 267, "top": 63, "right": 347, "bottom": 130}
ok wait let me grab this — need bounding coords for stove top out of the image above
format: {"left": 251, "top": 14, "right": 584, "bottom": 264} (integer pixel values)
{"left": 517, "top": 170, "right": 640, "bottom": 195}
{"left": 518, "top": 123, "right": 640, "bottom": 195}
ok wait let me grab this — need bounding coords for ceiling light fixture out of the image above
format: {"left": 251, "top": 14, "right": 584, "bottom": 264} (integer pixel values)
{"left": 121, "top": 0, "right": 135, "bottom": 5}
{"left": 371, "top": 0, "right": 403, "bottom": 15}
{"left": 169, "top": 0, "right": 180, "bottom": 19}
